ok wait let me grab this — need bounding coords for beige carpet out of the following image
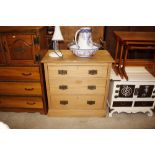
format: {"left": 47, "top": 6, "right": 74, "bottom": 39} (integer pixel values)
{"left": 0, "top": 111, "right": 155, "bottom": 129}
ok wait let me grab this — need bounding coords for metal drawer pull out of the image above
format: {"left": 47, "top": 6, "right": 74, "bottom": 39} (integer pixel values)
{"left": 87, "top": 101, "right": 95, "bottom": 105}
{"left": 22, "top": 73, "right": 32, "bottom": 76}
{"left": 88, "top": 70, "right": 97, "bottom": 75}
{"left": 26, "top": 102, "right": 36, "bottom": 105}
{"left": 88, "top": 85, "right": 96, "bottom": 90}
{"left": 58, "top": 70, "right": 67, "bottom": 75}
{"left": 25, "top": 88, "right": 34, "bottom": 91}
{"left": 59, "top": 85, "right": 68, "bottom": 90}
{"left": 60, "top": 100, "right": 68, "bottom": 105}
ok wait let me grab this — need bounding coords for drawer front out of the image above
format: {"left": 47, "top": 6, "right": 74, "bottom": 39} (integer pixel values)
{"left": 48, "top": 65, "right": 108, "bottom": 78}
{"left": 49, "top": 78, "right": 106, "bottom": 95}
{"left": 0, "top": 67, "right": 40, "bottom": 81}
{"left": 134, "top": 101, "right": 154, "bottom": 107}
{"left": 0, "top": 82, "right": 42, "bottom": 95}
{"left": 50, "top": 95, "right": 105, "bottom": 110}
{"left": 112, "top": 101, "right": 133, "bottom": 107}
{"left": 0, "top": 96, "right": 43, "bottom": 108}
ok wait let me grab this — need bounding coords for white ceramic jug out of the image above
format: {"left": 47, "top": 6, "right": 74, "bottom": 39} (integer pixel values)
{"left": 74, "top": 27, "right": 93, "bottom": 49}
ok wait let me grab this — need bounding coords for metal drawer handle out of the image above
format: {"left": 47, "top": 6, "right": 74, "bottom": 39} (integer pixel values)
{"left": 60, "top": 100, "right": 68, "bottom": 105}
{"left": 88, "top": 85, "right": 96, "bottom": 90}
{"left": 22, "top": 73, "right": 32, "bottom": 76}
{"left": 26, "top": 102, "right": 36, "bottom": 105}
{"left": 59, "top": 85, "right": 68, "bottom": 90}
{"left": 58, "top": 70, "right": 67, "bottom": 75}
{"left": 87, "top": 101, "right": 95, "bottom": 105}
{"left": 88, "top": 70, "right": 97, "bottom": 75}
{"left": 25, "top": 88, "right": 34, "bottom": 91}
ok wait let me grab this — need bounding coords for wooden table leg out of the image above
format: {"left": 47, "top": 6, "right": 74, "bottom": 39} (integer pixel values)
{"left": 118, "top": 43, "right": 124, "bottom": 79}
{"left": 113, "top": 38, "right": 120, "bottom": 75}
{"left": 122, "top": 45, "right": 129, "bottom": 80}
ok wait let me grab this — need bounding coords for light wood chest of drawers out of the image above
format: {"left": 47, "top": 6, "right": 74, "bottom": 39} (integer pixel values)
{"left": 42, "top": 50, "right": 114, "bottom": 116}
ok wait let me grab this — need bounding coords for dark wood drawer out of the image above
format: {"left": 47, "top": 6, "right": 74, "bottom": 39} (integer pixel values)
{"left": 134, "top": 101, "right": 154, "bottom": 107}
{"left": 113, "top": 101, "right": 132, "bottom": 107}
{"left": 0, "top": 82, "right": 42, "bottom": 96}
{"left": 0, "top": 96, "right": 43, "bottom": 108}
{"left": 0, "top": 67, "right": 40, "bottom": 81}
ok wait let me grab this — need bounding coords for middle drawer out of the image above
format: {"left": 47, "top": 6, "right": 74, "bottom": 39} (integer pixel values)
{"left": 49, "top": 78, "right": 106, "bottom": 95}
{"left": 0, "top": 82, "right": 42, "bottom": 96}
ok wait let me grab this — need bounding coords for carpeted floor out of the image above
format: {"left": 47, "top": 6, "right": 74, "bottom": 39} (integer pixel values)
{"left": 0, "top": 111, "right": 155, "bottom": 129}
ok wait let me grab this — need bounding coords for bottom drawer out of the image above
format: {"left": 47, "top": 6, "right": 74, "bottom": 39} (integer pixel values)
{"left": 134, "top": 101, "right": 154, "bottom": 107}
{"left": 50, "top": 95, "right": 105, "bottom": 110}
{"left": 0, "top": 96, "right": 43, "bottom": 109}
{"left": 112, "top": 101, "right": 133, "bottom": 107}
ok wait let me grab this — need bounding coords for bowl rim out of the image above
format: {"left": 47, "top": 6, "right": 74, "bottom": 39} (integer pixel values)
{"left": 68, "top": 42, "right": 101, "bottom": 50}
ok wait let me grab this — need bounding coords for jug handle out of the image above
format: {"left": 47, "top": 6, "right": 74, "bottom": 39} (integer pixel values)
{"left": 74, "top": 29, "right": 80, "bottom": 49}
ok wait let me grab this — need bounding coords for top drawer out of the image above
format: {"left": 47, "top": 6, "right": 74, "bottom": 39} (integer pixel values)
{"left": 48, "top": 65, "right": 108, "bottom": 78}
{"left": 0, "top": 67, "right": 40, "bottom": 81}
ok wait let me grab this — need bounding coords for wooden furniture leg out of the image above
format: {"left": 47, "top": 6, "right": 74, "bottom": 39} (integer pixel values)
{"left": 118, "top": 44, "right": 124, "bottom": 79}
{"left": 113, "top": 38, "right": 119, "bottom": 75}
{"left": 122, "top": 45, "right": 129, "bottom": 80}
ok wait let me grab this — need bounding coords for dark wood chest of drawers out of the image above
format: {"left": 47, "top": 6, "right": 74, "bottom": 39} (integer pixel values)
{"left": 0, "top": 26, "right": 48, "bottom": 114}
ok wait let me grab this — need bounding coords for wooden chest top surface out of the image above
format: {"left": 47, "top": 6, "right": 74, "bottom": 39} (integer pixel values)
{"left": 41, "top": 50, "right": 114, "bottom": 64}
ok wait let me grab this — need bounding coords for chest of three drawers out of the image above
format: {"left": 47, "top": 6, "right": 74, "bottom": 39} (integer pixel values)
{"left": 0, "top": 66, "right": 44, "bottom": 112}
{"left": 42, "top": 50, "right": 114, "bottom": 117}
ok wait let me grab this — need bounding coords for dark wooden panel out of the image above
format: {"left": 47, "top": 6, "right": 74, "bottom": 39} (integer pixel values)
{"left": 0, "top": 36, "right": 6, "bottom": 64}
{"left": 3, "top": 34, "right": 35, "bottom": 64}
